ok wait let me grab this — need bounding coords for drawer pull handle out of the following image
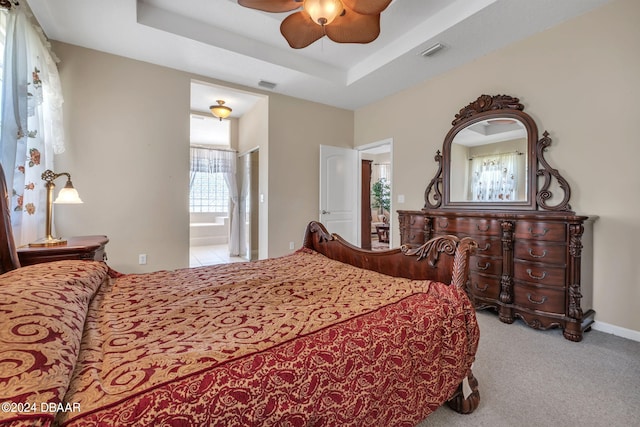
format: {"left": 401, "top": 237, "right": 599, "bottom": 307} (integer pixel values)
{"left": 474, "top": 282, "right": 489, "bottom": 292}
{"left": 476, "top": 261, "right": 490, "bottom": 271}
{"left": 438, "top": 219, "right": 449, "bottom": 229}
{"left": 526, "top": 269, "right": 547, "bottom": 280}
{"left": 476, "top": 243, "right": 491, "bottom": 252}
{"left": 527, "top": 293, "right": 548, "bottom": 305}
{"left": 528, "top": 227, "right": 549, "bottom": 237}
{"left": 476, "top": 223, "right": 490, "bottom": 232}
{"left": 528, "top": 248, "right": 548, "bottom": 258}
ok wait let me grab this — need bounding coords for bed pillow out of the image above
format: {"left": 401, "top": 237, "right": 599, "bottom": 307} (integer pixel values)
{"left": 0, "top": 260, "right": 108, "bottom": 427}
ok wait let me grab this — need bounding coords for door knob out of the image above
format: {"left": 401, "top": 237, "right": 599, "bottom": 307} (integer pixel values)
{"left": 321, "top": 210, "right": 330, "bottom": 214}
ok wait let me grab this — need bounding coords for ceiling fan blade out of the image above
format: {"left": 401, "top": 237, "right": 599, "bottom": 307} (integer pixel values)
{"left": 325, "top": 11, "right": 380, "bottom": 44}
{"left": 341, "top": 0, "right": 392, "bottom": 15}
{"left": 238, "top": 0, "right": 302, "bottom": 13}
{"left": 280, "top": 11, "right": 325, "bottom": 49}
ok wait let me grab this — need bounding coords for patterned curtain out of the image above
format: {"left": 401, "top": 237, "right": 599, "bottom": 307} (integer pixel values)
{"left": 469, "top": 152, "right": 519, "bottom": 201}
{"left": 190, "top": 147, "right": 239, "bottom": 256}
{"left": 0, "top": 4, "right": 65, "bottom": 246}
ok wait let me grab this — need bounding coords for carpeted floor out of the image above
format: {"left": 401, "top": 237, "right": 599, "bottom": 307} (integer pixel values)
{"left": 371, "top": 235, "right": 390, "bottom": 251}
{"left": 419, "top": 310, "right": 640, "bottom": 427}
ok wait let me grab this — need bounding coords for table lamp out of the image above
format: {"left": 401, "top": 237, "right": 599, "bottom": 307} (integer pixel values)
{"left": 29, "top": 169, "right": 83, "bottom": 247}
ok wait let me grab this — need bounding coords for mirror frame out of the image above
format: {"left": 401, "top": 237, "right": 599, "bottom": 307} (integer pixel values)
{"left": 424, "top": 94, "right": 573, "bottom": 212}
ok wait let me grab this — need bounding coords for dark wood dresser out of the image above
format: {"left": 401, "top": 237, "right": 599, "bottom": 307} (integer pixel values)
{"left": 18, "top": 235, "right": 109, "bottom": 266}
{"left": 399, "top": 210, "right": 594, "bottom": 341}
{"left": 401, "top": 94, "right": 596, "bottom": 341}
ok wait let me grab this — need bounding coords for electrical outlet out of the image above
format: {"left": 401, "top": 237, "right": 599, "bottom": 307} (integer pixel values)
{"left": 138, "top": 254, "right": 147, "bottom": 265}
{"left": 289, "top": 241, "right": 295, "bottom": 250}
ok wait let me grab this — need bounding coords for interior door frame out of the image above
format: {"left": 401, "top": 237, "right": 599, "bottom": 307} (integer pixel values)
{"left": 360, "top": 159, "right": 373, "bottom": 250}
{"left": 238, "top": 147, "right": 260, "bottom": 261}
{"left": 356, "top": 138, "right": 393, "bottom": 248}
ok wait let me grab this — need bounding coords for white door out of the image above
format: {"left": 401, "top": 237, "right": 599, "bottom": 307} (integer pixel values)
{"left": 319, "top": 145, "right": 358, "bottom": 245}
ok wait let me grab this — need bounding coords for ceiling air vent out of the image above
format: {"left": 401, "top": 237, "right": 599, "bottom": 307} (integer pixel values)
{"left": 420, "top": 43, "right": 446, "bottom": 57}
{"left": 258, "top": 80, "right": 277, "bottom": 90}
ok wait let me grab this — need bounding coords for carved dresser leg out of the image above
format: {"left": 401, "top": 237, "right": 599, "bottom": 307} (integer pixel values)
{"left": 446, "top": 370, "right": 480, "bottom": 414}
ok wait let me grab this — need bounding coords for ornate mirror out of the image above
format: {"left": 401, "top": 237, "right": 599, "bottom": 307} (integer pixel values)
{"left": 424, "top": 94, "right": 572, "bottom": 211}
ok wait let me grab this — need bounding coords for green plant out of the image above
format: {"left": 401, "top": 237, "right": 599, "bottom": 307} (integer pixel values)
{"left": 371, "top": 178, "right": 391, "bottom": 213}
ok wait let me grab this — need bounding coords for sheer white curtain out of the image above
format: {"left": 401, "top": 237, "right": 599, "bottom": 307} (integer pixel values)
{"left": 189, "top": 147, "right": 239, "bottom": 256}
{"left": 469, "top": 152, "right": 519, "bottom": 201}
{"left": 377, "top": 163, "right": 390, "bottom": 181}
{"left": 0, "top": 4, "right": 65, "bottom": 246}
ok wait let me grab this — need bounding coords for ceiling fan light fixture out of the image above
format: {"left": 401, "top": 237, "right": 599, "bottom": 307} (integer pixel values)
{"left": 210, "top": 100, "right": 232, "bottom": 121}
{"left": 303, "top": 0, "right": 344, "bottom": 26}
{"left": 239, "top": 0, "right": 390, "bottom": 48}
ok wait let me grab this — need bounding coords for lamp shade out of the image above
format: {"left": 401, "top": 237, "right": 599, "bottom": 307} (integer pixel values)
{"left": 210, "top": 100, "right": 232, "bottom": 121}
{"left": 29, "top": 170, "right": 83, "bottom": 247}
{"left": 304, "top": 0, "right": 344, "bottom": 26}
{"left": 54, "top": 180, "right": 83, "bottom": 204}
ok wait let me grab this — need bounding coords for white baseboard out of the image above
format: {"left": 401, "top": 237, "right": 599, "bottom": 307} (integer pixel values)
{"left": 592, "top": 321, "right": 640, "bottom": 342}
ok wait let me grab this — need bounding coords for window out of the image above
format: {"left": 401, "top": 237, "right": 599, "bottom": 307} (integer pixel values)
{"left": 189, "top": 169, "right": 229, "bottom": 213}
{"left": 188, "top": 112, "right": 233, "bottom": 213}
{"left": 189, "top": 147, "right": 235, "bottom": 214}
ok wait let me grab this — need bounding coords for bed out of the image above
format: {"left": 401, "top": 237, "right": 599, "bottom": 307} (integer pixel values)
{"left": 0, "top": 166, "right": 480, "bottom": 427}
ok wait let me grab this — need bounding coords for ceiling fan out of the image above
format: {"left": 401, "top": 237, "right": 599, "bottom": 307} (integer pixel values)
{"left": 238, "top": 0, "right": 392, "bottom": 49}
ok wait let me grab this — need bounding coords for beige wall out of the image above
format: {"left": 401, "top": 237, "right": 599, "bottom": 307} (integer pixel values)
{"left": 52, "top": 42, "right": 352, "bottom": 273}
{"left": 54, "top": 43, "right": 191, "bottom": 273}
{"left": 236, "top": 90, "right": 354, "bottom": 258}
{"left": 238, "top": 97, "right": 269, "bottom": 258}
{"left": 354, "top": 0, "right": 640, "bottom": 333}
{"left": 267, "top": 95, "right": 354, "bottom": 254}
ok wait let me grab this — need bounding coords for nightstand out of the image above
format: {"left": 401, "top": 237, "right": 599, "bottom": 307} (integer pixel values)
{"left": 17, "top": 235, "right": 109, "bottom": 267}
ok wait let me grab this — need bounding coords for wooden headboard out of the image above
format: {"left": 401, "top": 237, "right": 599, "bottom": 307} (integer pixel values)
{"left": 302, "top": 221, "right": 476, "bottom": 288}
{"left": 0, "top": 163, "right": 21, "bottom": 274}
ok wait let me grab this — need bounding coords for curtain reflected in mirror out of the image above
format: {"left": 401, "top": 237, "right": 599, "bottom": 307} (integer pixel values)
{"left": 449, "top": 118, "right": 527, "bottom": 202}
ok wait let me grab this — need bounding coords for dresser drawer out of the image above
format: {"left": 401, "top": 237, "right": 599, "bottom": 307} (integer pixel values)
{"left": 470, "top": 255, "right": 502, "bottom": 275}
{"left": 468, "top": 273, "right": 501, "bottom": 300}
{"left": 514, "top": 283, "right": 565, "bottom": 314}
{"left": 402, "top": 229, "right": 427, "bottom": 246}
{"left": 514, "top": 241, "right": 566, "bottom": 264}
{"left": 473, "top": 236, "right": 502, "bottom": 257}
{"left": 433, "top": 217, "right": 502, "bottom": 236}
{"left": 400, "top": 212, "right": 426, "bottom": 228}
{"left": 514, "top": 261, "right": 566, "bottom": 287}
{"left": 399, "top": 212, "right": 428, "bottom": 246}
{"left": 514, "top": 221, "right": 566, "bottom": 242}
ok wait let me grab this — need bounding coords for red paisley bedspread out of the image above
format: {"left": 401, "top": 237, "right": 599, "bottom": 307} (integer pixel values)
{"left": 0, "top": 261, "right": 109, "bottom": 427}
{"left": 1, "top": 249, "right": 478, "bottom": 427}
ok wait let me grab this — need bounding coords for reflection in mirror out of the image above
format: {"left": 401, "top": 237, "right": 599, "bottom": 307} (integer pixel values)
{"left": 449, "top": 118, "right": 527, "bottom": 202}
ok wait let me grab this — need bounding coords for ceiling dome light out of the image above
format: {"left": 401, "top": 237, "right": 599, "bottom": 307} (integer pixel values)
{"left": 210, "top": 100, "right": 232, "bottom": 121}
{"left": 304, "top": 0, "right": 344, "bottom": 26}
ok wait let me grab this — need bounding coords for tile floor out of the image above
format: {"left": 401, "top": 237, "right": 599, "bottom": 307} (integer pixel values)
{"left": 189, "top": 244, "right": 247, "bottom": 267}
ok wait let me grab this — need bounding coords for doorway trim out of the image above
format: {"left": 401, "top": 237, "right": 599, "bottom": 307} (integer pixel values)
{"left": 238, "top": 147, "right": 260, "bottom": 261}
{"left": 356, "top": 138, "right": 393, "bottom": 248}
